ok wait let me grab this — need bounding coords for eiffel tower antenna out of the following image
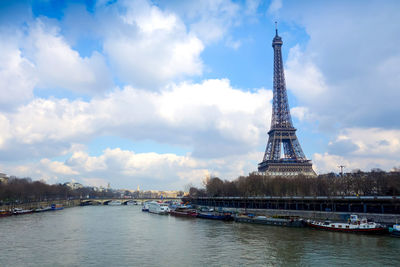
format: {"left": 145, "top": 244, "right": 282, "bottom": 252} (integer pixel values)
{"left": 258, "top": 23, "right": 316, "bottom": 177}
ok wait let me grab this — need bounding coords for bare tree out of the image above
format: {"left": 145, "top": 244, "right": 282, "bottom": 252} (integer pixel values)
{"left": 188, "top": 170, "right": 400, "bottom": 198}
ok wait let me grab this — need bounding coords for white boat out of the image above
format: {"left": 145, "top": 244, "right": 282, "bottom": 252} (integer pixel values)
{"left": 107, "top": 200, "right": 122, "bottom": 206}
{"left": 142, "top": 202, "right": 150, "bottom": 212}
{"left": 307, "top": 214, "right": 386, "bottom": 233}
{"left": 126, "top": 200, "right": 138, "bottom": 205}
{"left": 13, "top": 208, "right": 33, "bottom": 215}
{"left": 148, "top": 201, "right": 170, "bottom": 215}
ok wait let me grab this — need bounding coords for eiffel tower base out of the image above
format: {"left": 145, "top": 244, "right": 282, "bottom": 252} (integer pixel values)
{"left": 258, "top": 160, "right": 316, "bottom": 177}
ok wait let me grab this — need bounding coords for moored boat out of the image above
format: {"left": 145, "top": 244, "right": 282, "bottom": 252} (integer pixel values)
{"left": 170, "top": 207, "right": 198, "bottom": 217}
{"left": 51, "top": 204, "right": 64, "bottom": 210}
{"left": 235, "top": 214, "right": 306, "bottom": 227}
{"left": 34, "top": 206, "right": 52, "bottom": 212}
{"left": 142, "top": 202, "right": 150, "bottom": 212}
{"left": 0, "top": 210, "right": 12, "bottom": 217}
{"left": 197, "top": 211, "right": 233, "bottom": 221}
{"left": 389, "top": 224, "right": 400, "bottom": 237}
{"left": 13, "top": 208, "right": 33, "bottom": 215}
{"left": 148, "top": 201, "right": 170, "bottom": 215}
{"left": 307, "top": 214, "right": 386, "bottom": 234}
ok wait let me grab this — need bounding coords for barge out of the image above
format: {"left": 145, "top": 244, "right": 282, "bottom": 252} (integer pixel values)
{"left": 235, "top": 214, "right": 306, "bottom": 227}
{"left": 307, "top": 214, "right": 386, "bottom": 234}
{"left": 170, "top": 207, "right": 198, "bottom": 217}
{"left": 197, "top": 211, "right": 233, "bottom": 221}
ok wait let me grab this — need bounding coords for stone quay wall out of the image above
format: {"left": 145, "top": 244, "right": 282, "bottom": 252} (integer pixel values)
{"left": 1, "top": 199, "right": 81, "bottom": 211}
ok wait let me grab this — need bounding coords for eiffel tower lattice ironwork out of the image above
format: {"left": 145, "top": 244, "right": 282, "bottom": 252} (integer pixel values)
{"left": 258, "top": 24, "right": 316, "bottom": 176}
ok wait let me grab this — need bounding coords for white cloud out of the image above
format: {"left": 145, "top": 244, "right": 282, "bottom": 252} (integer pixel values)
{"left": 0, "top": 79, "right": 272, "bottom": 160}
{"left": 0, "top": 0, "right": 258, "bottom": 97}
{"left": 27, "top": 20, "right": 112, "bottom": 94}
{"left": 291, "top": 106, "right": 311, "bottom": 122}
{"left": 330, "top": 128, "right": 400, "bottom": 157}
{"left": 1, "top": 148, "right": 262, "bottom": 190}
{"left": 39, "top": 158, "right": 78, "bottom": 175}
{"left": 100, "top": 148, "right": 197, "bottom": 179}
{"left": 10, "top": 98, "right": 94, "bottom": 144}
{"left": 158, "top": 0, "right": 241, "bottom": 44}
{"left": 67, "top": 151, "right": 107, "bottom": 172}
{"left": 279, "top": 1, "right": 400, "bottom": 130}
{"left": 245, "top": 0, "right": 261, "bottom": 15}
{"left": 0, "top": 37, "right": 36, "bottom": 109}
{"left": 159, "top": 79, "right": 268, "bottom": 120}
{"left": 102, "top": 0, "right": 204, "bottom": 89}
{"left": 314, "top": 152, "right": 399, "bottom": 174}
{"left": 225, "top": 36, "right": 242, "bottom": 50}
{"left": 313, "top": 152, "right": 350, "bottom": 174}
{"left": 122, "top": 0, "right": 178, "bottom": 33}
{"left": 267, "top": 0, "right": 282, "bottom": 14}
{"left": 5, "top": 158, "right": 78, "bottom": 184}
{"left": 59, "top": 0, "right": 252, "bottom": 89}
{"left": 0, "top": 18, "right": 112, "bottom": 108}
{"left": 285, "top": 45, "right": 328, "bottom": 102}
{"left": 314, "top": 127, "right": 400, "bottom": 173}
{"left": 0, "top": 114, "right": 11, "bottom": 148}
{"left": 0, "top": 76, "right": 271, "bottom": 188}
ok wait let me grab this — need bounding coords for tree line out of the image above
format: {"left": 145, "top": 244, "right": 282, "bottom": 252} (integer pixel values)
{"left": 0, "top": 177, "right": 117, "bottom": 204}
{"left": 189, "top": 169, "right": 400, "bottom": 197}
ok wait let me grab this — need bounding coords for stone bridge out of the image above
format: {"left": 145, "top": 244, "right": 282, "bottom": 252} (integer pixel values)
{"left": 80, "top": 198, "right": 182, "bottom": 205}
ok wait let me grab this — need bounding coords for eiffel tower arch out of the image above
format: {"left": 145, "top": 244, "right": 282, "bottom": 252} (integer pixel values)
{"left": 258, "top": 25, "right": 316, "bottom": 177}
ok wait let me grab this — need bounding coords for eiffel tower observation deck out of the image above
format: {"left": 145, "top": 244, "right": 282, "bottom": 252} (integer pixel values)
{"left": 258, "top": 24, "right": 316, "bottom": 177}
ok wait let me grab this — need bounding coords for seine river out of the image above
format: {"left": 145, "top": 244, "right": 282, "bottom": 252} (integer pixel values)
{"left": 1, "top": 206, "right": 399, "bottom": 266}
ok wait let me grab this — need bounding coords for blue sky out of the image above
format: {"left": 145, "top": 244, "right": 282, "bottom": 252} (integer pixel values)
{"left": 0, "top": 0, "right": 399, "bottom": 190}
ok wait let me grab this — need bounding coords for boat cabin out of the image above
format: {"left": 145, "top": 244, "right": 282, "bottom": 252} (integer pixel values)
{"left": 349, "top": 215, "right": 359, "bottom": 223}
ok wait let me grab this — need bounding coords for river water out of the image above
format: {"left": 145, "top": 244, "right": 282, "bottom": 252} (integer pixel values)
{"left": 0, "top": 206, "right": 399, "bottom": 266}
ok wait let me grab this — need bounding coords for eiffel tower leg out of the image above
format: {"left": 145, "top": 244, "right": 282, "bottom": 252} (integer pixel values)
{"left": 263, "top": 137, "right": 274, "bottom": 162}
{"left": 272, "top": 132, "right": 281, "bottom": 160}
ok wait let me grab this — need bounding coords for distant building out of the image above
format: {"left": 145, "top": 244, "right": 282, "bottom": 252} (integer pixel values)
{"left": 391, "top": 167, "right": 400, "bottom": 173}
{"left": 160, "top": 190, "right": 181, "bottom": 198}
{"left": 132, "top": 190, "right": 184, "bottom": 199}
{"left": 93, "top": 186, "right": 107, "bottom": 192}
{"left": 64, "top": 182, "right": 84, "bottom": 190}
{"left": 0, "top": 173, "right": 9, "bottom": 184}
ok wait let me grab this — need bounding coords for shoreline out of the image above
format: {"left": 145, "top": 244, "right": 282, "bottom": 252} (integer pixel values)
{"left": 0, "top": 199, "right": 81, "bottom": 211}
{"left": 3, "top": 200, "right": 400, "bottom": 225}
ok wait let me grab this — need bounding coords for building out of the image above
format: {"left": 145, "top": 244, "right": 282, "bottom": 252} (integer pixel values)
{"left": 0, "top": 173, "right": 9, "bottom": 184}
{"left": 132, "top": 189, "right": 184, "bottom": 199}
{"left": 64, "top": 182, "right": 84, "bottom": 190}
{"left": 258, "top": 24, "right": 316, "bottom": 177}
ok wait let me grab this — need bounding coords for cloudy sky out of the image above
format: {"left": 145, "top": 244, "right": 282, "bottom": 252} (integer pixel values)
{"left": 0, "top": 0, "right": 399, "bottom": 190}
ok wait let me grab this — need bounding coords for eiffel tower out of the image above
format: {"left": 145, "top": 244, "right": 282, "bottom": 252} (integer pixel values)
{"left": 258, "top": 24, "right": 316, "bottom": 176}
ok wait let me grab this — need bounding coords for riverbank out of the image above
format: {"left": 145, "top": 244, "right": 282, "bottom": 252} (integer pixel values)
{"left": 0, "top": 199, "right": 81, "bottom": 211}
{"left": 4, "top": 200, "right": 399, "bottom": 225}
